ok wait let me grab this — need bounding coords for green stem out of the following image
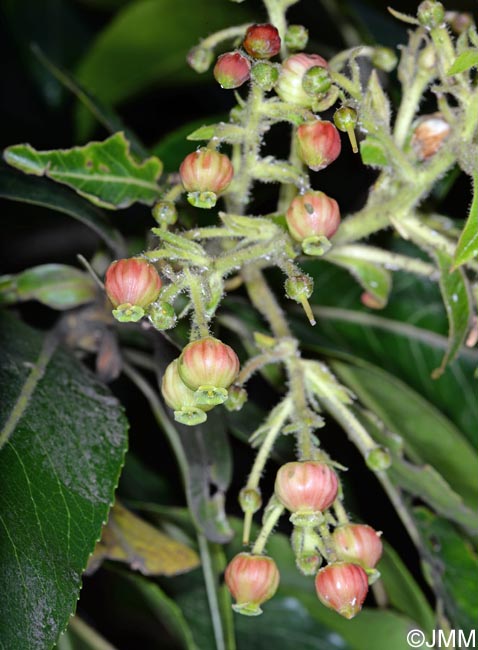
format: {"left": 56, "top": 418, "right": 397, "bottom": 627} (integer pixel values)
{"left": 0, "top": 324, "right": 60, "bottom": 452}
{"left": 327, "top": 244, "right": 439, "bottom": 278}
{"left": 393, "top": 69, "right": 433, "bottom": 147}
{"left": 198, "top": 533, "right": 227, "bottom": 650}
{"left": 333, "top": 499, "right": 350, "bottom": 525}
{"left": 243, "top": 266, "right": 291, "bottom": 338}
{"left": 252, "top": 501, "right": 285, "bottom": 554}
{"left": 215, "top": 238, "right": 282, "bottom": 275}
{"left": 185, "top": 268, "right": 210, "bottom": 338}
{"left": 201, "top": 24, "right": 251, "bottom": 50}
{"left": 263, "top": 0, "right": 290, "bottom": 57}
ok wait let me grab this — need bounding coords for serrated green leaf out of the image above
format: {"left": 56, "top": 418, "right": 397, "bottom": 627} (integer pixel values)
{"left": 325, "top": 248, "right": 392, "bottom": 306}
{"left": 0, "top": 264, "right": 97, "bottom": 310}
{"left": 0, "top": 166, "right": 125, "bottom": 256}
{"left": 414, "top": 508, "right": 478, "bottom": 633}
{"left": 330, "top": 359, "right": 478, "bottom": 510}
{"left": 4, "top": 132, "right": 162, "bottom": 209}
{"left": 447, "top": 48, "right": 478, "bottom": 75}
{"left": 432, "top": 249, "right": 472, "bottom": 377}
{"left": 0, "top": 311, "right": 128, "bottom": 649}
{"left": 454, "top": 173, "right": 478, "bottom": 269}
{"left": 359, "top": 136, "right": 389, "bottom": 167}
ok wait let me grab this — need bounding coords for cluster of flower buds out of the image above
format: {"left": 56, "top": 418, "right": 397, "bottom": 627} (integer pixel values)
{"left": 226, "top": 460, "right": 382, "bottom": 619}
{"left": 161, "top": 336, "right": 240, "bottom": 425}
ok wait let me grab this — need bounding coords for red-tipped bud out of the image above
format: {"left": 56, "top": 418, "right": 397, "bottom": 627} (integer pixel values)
{"left": 178, "top": 337, "right": 240, "bottom": 405}
{"left": 315, "top": 562, "right": 369, "bottom": 619}
{"left": 214, "top": 51, "right": 251, "bottom": 89}
{"left": 243, "top": 23, "right": 281, "bottom": 59}
{"left": 161, "top": 359, "right": 211, "bottom": 426}
{"left": 411, "top": 114, "right": 450, "bottom": 160}
{"left": 275, "top": 461, "right": 338, "bottom": 522}
{"left": 286, "top": 191, "right": 340, "bottom": 242}
{"left": 276, "top": 53, "right": 328, "bottom": 107}
{"left": 105, "top": 258, "right": 162, "bottom": 322}
{"left": 225, "top": 553, "right": 280, "bottom": 616}
{"left": 180, "top": 148, "right": 234, "bottom": 209}
{"left": 332, "top": 524, "right": 383, "bottom": 569}
{"left": 297, "top": 120, "right": 341, "bottom": 171}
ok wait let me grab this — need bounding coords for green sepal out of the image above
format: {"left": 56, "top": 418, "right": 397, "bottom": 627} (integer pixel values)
{"left": 173, "top": 407, "right": 208, "bottom": 426}
{"left": 194, "top": 385, "right": 228, "bottom": 406}
{"left": 187, "top": 190, "right": 217, "bottom": 209}
{"left": 112, "top": 303, "right": 145, "bottom": 322}
{"left": 302, "top": 235, "right": 332, "bottom": 256}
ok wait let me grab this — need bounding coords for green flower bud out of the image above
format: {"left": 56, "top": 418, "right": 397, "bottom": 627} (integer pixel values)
{"left": 417, "top": 1, "right": 445, "bottom": 28}
{"left": 225, "top": 384, "right": 248, "bottom": 411}
{"left": 371, "top": 47, "right": 398, "bottom": 72}
{"left": 148, "top": 301, "right": 177, "bottom": 330}
{"left": 284, "top": 24, "right": 308, "bottom": 51}
{"left": 284, "top": 274, "right": 313, "bottom": 302}
{"left": 250, "top": 61, "right": 279, "bottom": 91}
{"left": 152, "top": 200, "right": 177, "bottom": 226}
{"left": 302, "top": 66, "right": 331, "bottom": 96}
{"left": 366, "top": 446, "right": 392, "bottom": 471}
{"left": 187, "top": 46, "right": 214, "bottom": 73}
{"left": 239, "top": 487, "right": 261, "bottom": 514}
{"left": 291, "top": 526, "right": 323, "bottom": 575}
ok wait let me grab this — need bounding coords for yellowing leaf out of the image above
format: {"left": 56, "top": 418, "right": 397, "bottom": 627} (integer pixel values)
{"left": 88, "top": 502, "right": 199, "bottom": 576}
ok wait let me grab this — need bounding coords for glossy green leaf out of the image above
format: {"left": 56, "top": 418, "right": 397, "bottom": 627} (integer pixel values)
{"left": 32, "top": 44, "right": 148, "bottom": 160}
{"left": 447, "top": 49, "right": 478, "bottom": 75}
{"left": 432, "top": 249, "right": 472, "bottom": 378}
{"left": 0, "top": 264, "right": 97, "bottom": 310}
{"left": 4, "top": 132, "right": 162, "bottom": 209}
{"left": 378, "top": 542, "right": 435, "bottom": 635}
{"left": 414, "top": 508, "right": 478, "bottom": 633}
{"left": 0, "top": 166, "right": 125, "bottom": 256}
{"left": 0, "top": 311, "right": 128, "bottom": 649}
{"left": 324, "top": 249, "right": 392, "bottom": 307}
{"left": 330, "top": 359, "right": 478, "bottom": 509}
{"left": 75, "top": 0, "right": 252, "bottom": 138}
{"left": 454, "top": 173, "right": 478, "bottom": 269}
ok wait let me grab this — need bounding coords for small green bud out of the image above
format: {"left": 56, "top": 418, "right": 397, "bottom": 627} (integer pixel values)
{"left": 148, "top": 301, "right": 177, "bottom": 330}
{"left": 366, "top": 446, "right": 392, "bottom": 471}
{"left": 333, "top": 106, "right": 357, "bottom": 132}
{"left": 284, "top": 24, "right": 308, "bottom": 51}
{"left": 152, "top": 200, "right": 177, "bottom": 226}
{"left": 302, "top": 66, "right": 332, "bottom": 96}
{"left": 291, "top": 526, "right": 323, "bottom": 575}
{"left": 284, "top": 274, "right": 313, "bottom": 302}
{"left": 250, "top": 61, "right": 279, "bottom": 91}
{"left": 371, "top": 47, "right": 398, "bottom": 72}
{"left": 417, "top": 1, "right": 445, "bottom": 28}
{"left": 187, "top": 46, "right": 214, "bottom": 73}
{"left": 239, "top": 487, "right": 262, "bottom": 514}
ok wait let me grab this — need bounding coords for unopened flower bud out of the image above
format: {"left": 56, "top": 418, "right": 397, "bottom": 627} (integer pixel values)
{"left": 178, "top": 336, "right": 240, "bottom": 405}
{"left": 239, "top": 487, "right": 262, "bottom": 514}
{"left": 225, "top": 384, "right": 248, "bottom": 411}
{"left": 371, "top": 47, "right": 398, "bottom": 72}
{"left": 214, "top": 51, "right": 251, "bottom": 89}
{"left": 284, "top": 274, "right": 316, "bottom": 325}
{"left": 180, "top": 148, "right": 234, "bottom": 209}
{"left": 366, "top": 446, "right": 392, "bottom": 471}
{"left": 286, "top": 191, "right": 340, "bottom": 244}
{"left": 275, "top": 461, "right": 339, "bottom": 526}
{"left": 417, "top": 1, "right": 445, "bottom": 28}
{"left": 148, "top": 300, "right": 177, "bottom": 330}
{"left": 251, "top": 61, "right": 279, "bottom": 91}
{"left": 334, "top": 107, "right": 358, "bottom": 153}
{"left": 276, "top": 53, "right": 328, "bottom": 107}
{"left": 187, "top": 46, "right": 214, "bottom": 73}
{"left": 332, "top": 524, "right": 383, "bottom": 569}
{"left": 152, "top": 200, "right": 177, "bottom": 226}
{"left": 284, "top": 25, "right": 308, "bottom": 51}
{"left": 161, "top": 359, "right": 210, "bottom": 426}
{"left": 105, "top": 258, "right": 162, "bottom": 323}
{"left": 297, "top": 120, "right": 341, "bottom": 171}
{"left": 315, "top": 562, "right": 368, "bottom": 619}
{"left": 291, "top": 526, "right": 323, "bottom": 575}
{"left": 225, "top": 553, "right": 280, "bottom": 616}
{"left": 446, "top": 11, "right": 473, "bottom": 35}
{"left": 411, "top": 113, "right": 450, "bottom": 160}
{"left": 302, "top": 66, "right": 331, "bottom": 96}
{"left": 243, "top": 23, "right": 281, "bottom": 59}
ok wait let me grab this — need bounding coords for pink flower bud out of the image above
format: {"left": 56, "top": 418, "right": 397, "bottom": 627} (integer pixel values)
{"left": 243, "top": 24, "right": 281, "bottom": 59}
{"left": 276, "top": 53, "right": 328, "bottom": 107}
{"left": 332, "top": 524, "right": 383, "bottom": 569}
{"left": 225, "top": 553, "right": 280, "bottom": 615}
{"left": 178, "top": 336, "right": 240, "bottom": 391}
{"left": 286, "top": 191, "right": 340, "bottom": 242}
{"left": 275, "top": 461, "right": 338, "bottom": 515}
{"left": 105, "top": 258, "right": 161, "bottom": 309}
{"left": 411, "top": 114, "right": 450, "bottom": 160}
{"left": 315, "top": 562, "right": 369, "bottom": 619}
{"left": 180, "top": 148, "right": 233, "bottom": 194}
{"left": 297, "top": 120, "right": 341, "bottom": 171}
{"left": 161, "top": 359, "right": 212, "bottom": 425}
{"left": 214, "top": 51, "right": 251, "bottom": 89}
